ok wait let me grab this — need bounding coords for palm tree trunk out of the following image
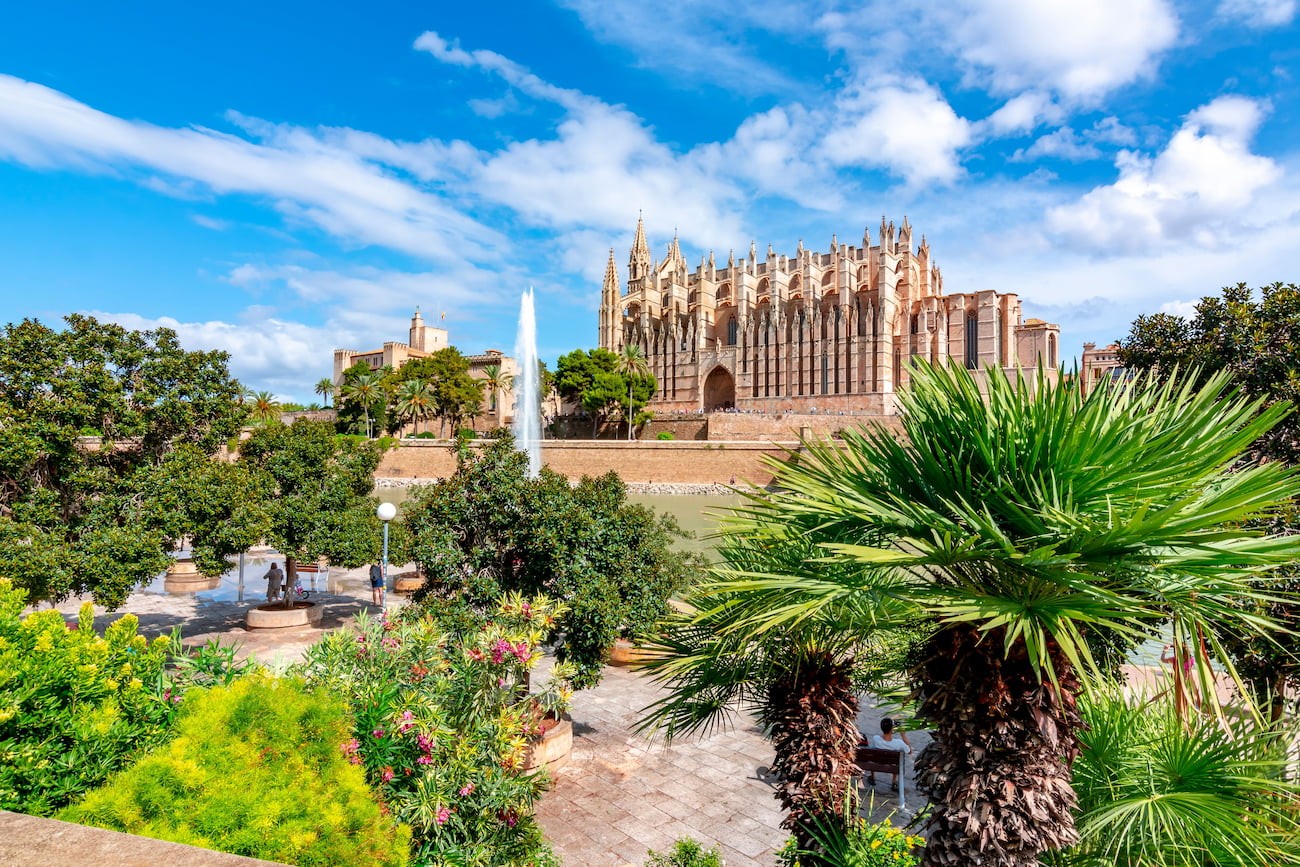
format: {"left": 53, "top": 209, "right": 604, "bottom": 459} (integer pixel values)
{"left": 766, "top": 650, "right": 860, "bottom": 855}
{"left": 914, "top": 625, "right": 1081, "bottom": 866}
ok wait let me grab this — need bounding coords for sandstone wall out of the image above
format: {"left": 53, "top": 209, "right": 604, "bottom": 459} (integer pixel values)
{"left": 376, "top": 440, "right": 797, "bottom": 486}
{"left": 707, "top": 412, "right": 904, "bottom": 442}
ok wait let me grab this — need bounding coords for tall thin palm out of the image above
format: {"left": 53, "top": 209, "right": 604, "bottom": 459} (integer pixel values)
{"left": 646, "top": 362, "right": 1300, "bottom": 866}
{"left": 248, "top": 390, "right": 280, "bottom": 425}
{"left": 340, "top": 371, "right": 381, "bottom": 438}
{"left": 394, "top": 378, "right": 433, "bottom": 435}
{"left": 481, "top": 364, "right": 512, "bottom": 427}
{"left": 616, "top": 344, "right": 651, "bottom": 440}
{"left": 314, "top": 377, "right": 336, "bottom": 407}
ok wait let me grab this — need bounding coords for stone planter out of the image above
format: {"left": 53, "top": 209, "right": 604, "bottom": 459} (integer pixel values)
{"left": 245, "top": 601, "right": 323, "bottom": 630}
{"left": 163, "top": 558, "right": 220, "bottom": 593}
{"left": 526, "top": 715, "right": 573, "bottom": 772}
{"left": 392, "top": 571, "right": 426, "bottom": 594}
{"left": 608, "top": 638, "right": 656, "bottom": 667}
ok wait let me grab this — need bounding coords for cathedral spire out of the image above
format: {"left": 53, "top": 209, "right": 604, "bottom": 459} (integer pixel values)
{"left": 603, "top": 247, "right": 618, "bottom": 292}
{"left": 629, "top": 212, "right": 651, "bottom": 282}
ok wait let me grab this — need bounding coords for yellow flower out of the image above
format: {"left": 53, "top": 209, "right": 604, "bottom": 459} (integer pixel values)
{"left": 127, "top": 678, "right": 143, "bottom": 691}
{"left": 871, "top": 839, "right": 883, "bottom": 849}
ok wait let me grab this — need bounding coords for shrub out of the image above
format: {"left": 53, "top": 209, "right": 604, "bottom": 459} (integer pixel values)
{"left": 295, "top": 595, "right": 570, "bottom": 867}
{"left": 656, "top": 431, "right": 676, "bottom": 441}
{"left": 59, "top": 676, "right": 409, "bottom": 866}
{"left": 0, "top": 579, "right": 178, "bottom": 815}
{"left": 1044, "top": 690, "right": 1300, "bottom": 867}
{"left": 646, "top": 836, "right": 725, "bottom": 866}
{"left": 777, "top": 816, "right": 923, "bottom": 866}
{"left": 404, "top": 435, "right": 703, "bottom": 688}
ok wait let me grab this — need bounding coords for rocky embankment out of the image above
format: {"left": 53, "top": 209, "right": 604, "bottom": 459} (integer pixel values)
{"left": 374, "top": 477, "right": 750, "bottom": 496}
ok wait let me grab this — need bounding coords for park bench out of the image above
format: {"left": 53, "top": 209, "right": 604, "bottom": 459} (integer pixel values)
{"left": 855, "top": 745, "right": 907, "bottom": 810}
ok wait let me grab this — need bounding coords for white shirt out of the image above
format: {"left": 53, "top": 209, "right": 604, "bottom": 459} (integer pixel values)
{"left": 870, "top": 733, "right": 910, "bottom": 754}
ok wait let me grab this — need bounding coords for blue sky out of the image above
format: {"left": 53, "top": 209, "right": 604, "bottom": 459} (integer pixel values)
{"left": 1, "top": 0, "right": 1297, "bottom": 402}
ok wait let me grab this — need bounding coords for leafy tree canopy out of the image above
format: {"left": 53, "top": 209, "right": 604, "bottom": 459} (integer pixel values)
{"left": 238, "top": 420, "right": 402, "bottom": 592}
{"left": 402, "top": 435, "right": 700, "bottom": 687}
{"left": 1118, "top": 282, "right": 1300, "bottom": 463}
{"left": 0, "top": 315, "right": 249, "bottom": 606}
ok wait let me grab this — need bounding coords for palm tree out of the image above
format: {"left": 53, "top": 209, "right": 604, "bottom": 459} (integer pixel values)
{"left": 643, "top": 362, "right": 1300, "bottom": 866}
{"left": 248, "top": 390, "right": 280, "bottom": 425}
{"left": 339, "top": 371, "right": 382, "bottom": 438}
{"left": 394, "top": 378, "right": 433, "bottom": 436}
{"left": 314, "top": 377, "right": 336, "bottom": 407}
{"left": 639, "top": 525, "right": 917, "bottom": 853}
{"left": 616, "top": 343, "right": 652, "bottom": 440}
{"left": 481, "top": 364, "right": 512, "bottom": 428}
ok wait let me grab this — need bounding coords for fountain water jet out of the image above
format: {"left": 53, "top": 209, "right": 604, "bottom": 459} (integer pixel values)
{"left": 512, "top": 287, "right": 542, "bottom": 477}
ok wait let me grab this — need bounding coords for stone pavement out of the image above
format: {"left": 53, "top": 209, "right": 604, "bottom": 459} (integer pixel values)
{"left": 535, "top": 660, "right": 929, "bottom": 867}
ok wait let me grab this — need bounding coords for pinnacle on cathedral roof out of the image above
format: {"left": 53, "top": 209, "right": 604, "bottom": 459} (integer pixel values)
{"left": 632, "top": 213, "right": 650, "bottom": 257}
{"left": 603, "top": 248, "right": 618, "bottom": 289}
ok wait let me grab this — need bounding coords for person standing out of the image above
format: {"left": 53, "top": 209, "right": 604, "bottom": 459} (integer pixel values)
{"left": 264, "top": 562, "right": 284, "bottom": 603}
{"left": 866, "top": 717, "right": 912, "bottom": 790}
{"left": 369, "top": 563, "right": 385, "bottom": 607}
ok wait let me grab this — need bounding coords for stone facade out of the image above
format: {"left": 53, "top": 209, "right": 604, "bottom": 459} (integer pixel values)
{"left": 599, "top": 216, "right": 1062, "bottom": 414}
{"left": 1080, "top": 341, "right": 1125, "bottom": 394}
{"left": 332, "top": 310, "right": 519, "bottom": 427}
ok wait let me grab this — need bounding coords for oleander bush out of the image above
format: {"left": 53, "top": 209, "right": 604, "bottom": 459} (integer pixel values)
{"left": 0, "top": 578, "right": 178, "bottom": 815}
{"left": 59, "top": 676, "right": 409, "bottom": 866}
{"left": 295, "top": 594, "right": 571, "bottom": 867}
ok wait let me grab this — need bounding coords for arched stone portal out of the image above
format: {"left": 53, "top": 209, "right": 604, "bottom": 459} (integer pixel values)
{"left": 703, "top": 366, "right": 735, "bottom": 411}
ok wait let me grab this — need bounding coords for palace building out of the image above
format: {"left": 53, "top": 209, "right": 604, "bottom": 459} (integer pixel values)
{"left": 598, "top": 216, "right": 1061, "bottom": 415}
{"left": 332, "top": 309, "right": 519, "bottom": 427}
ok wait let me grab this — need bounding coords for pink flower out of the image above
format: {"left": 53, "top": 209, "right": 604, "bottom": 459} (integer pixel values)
{"left": 400, "top": 710, "right": 414, "bottom": 721}
{"left": 436, "top": 806, "right": 451, "bottom": 825}
{"left": 459, "top": 783, "right": 475, "bottom": 796}
{"left": 372, "top": 727, "right": 386, "bottom": 739}
{"left": 380, "top": 766, "right": 394, "bottom": 782}
{"left": 468, "top": 648, "right": 486, "bottom": 662}
{"left": 417, "top": 755, "right": 434, "bottom": 765}
{"left": 340, "top": 738, "right": 360, "bottom": 755}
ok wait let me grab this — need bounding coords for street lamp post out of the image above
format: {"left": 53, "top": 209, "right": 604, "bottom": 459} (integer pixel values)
{"left": 376, "top": 501, "right": 397, "bottom": 609}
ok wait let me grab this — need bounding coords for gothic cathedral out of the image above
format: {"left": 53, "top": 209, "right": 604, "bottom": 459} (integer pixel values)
{"left": 598, "top": 216, "right": 1061, "bottom": 414}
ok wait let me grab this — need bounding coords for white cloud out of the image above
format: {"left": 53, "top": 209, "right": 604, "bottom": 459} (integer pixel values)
{"left": 1046, "top": 96, "right": 1280, "bottom": 253}
{"left": 1013, "top": 128, "right": 1102, "bottom": 162}
{"left": 190, "top": 214, "right": 230, "bottom": 231}
{"left": 821, "top": 77, "right": 973, "bottom": 185}
{"left": 932, "top": 0, "right": 1179, "bottom": 102}
{"left": 981, "top": 91, "right": 1061, "bottom": 137}
{"left": 0, "top": 75, "right": 503, "bottom": 263}
{"left": 90, "top": 309, "right": 339, "bottom": 400}
{"left": 1218, "top": 0, "right": 1297, "bottom": 26}
{"left": 1159, "top": 299, "right": 1199, "bottom": 318}
{"left": 553, "top": 0, "right": 806, "bottom": 96}
{"left": 413, "top": 31, "right": 594, "bottom": 112}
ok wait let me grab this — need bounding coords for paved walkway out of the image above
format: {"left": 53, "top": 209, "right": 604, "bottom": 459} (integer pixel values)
{"left": 536, "top": 659, "right": 928, "bottom": 866}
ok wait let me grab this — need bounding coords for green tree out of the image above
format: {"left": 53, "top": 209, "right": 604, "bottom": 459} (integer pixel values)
{"left": 1118, "top": 282, "right": 1300, "bottom": 464}
{"left": 645, "top": 363, "right": 1300, "bottom": 866}
{"left": 393, "top": 378, "right": 433, "bottom": 435}
{"left": 555, "top": 347, "right": 617, "bottom": 401}
{"left": 238, "top": 419, "right": 399, "bottom": 606}
{"left": 1119, "top": 283, "right": 1300, "bottom": 720}
{"left": 402, "top": 435, "right": 700, "bottom": 688}
{"left": 246, "top": 390, "right": 281, "bottom": 425}
{"left": 0, "top": 315, "right": 247, "bottom": 606}
{"left": 615, "top": 343, "right": 654, "bottom": 440}
{"left": 314, "top": 377, "right": 336, "bottom": 407}
{"left": 423, "top": 348, "right": 484, "bottom": 435}
{"left": 339, "top": 369, "right": 383, "bottom": 438}
{"left": 481, "top": 363, "right": 512, "bottom": 426}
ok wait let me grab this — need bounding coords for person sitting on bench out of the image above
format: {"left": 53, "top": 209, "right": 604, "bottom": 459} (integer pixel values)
{"left": 865, "top": 717, "right": 911, "bottom": 790}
